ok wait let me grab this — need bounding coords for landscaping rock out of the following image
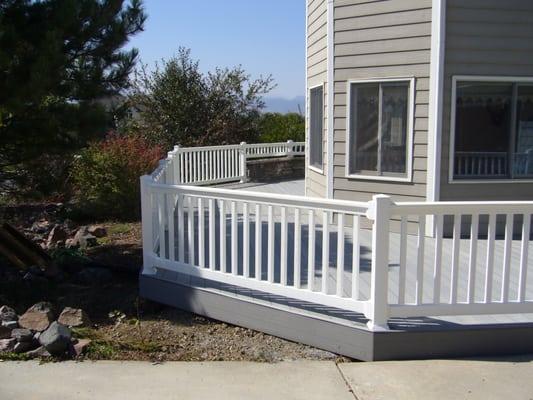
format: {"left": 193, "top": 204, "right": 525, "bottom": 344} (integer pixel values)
{"left": 39, "top": 322, "right": 72, "bottom": 356}
{"left": 73, "top": 338, "right": 92, "bottom": 357}
{"left": 26, "top": 345, "right": 51, "bottom": 359}
{"left": 58, "top": 307, "right": 91, "bottom": 328}
{"left": 11, "top": 328, "right": 33, "bottom": 342}
{"left": 0, "top": 338, "right": 16, "bottom": 352}
{"left": 76, "top": 267, "right": 113, "bottom": 286}
{"left": 13, "top": 340, "right": 35, "bottom": 353}
{"left": 71, "top": 227, "right": 98, "bottom": 250}
{"left": 46, "top": 224, "right": 68, "bottom": 248}
{"left": 31, "top": 220, "right": 51, "bottom": 234}
{"left": 88, "top": 225, "right": 107, "bottom": 238}
{"left": 18, "top": 302, "right": 55, "bottom": 332}
{"left": 0, "top": 305, "right": 17, "bottom": 322}
{"left": 0, "top": 325, "right": 12, "bottom": 339}
{"left": 2, "top": 320, "right": 18, "bottom": 330}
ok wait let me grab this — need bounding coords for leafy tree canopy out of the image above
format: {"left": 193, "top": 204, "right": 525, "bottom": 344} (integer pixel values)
{"left": 0, "top": 0, "right": 146, "bottom": 196}
{"left": 258, "top": 112, "right": 304, "bottom": 143}
{"left": 125, "top": 48, "right": 275, "bottom": 149}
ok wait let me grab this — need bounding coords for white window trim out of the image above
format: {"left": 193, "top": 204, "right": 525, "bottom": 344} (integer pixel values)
{"left": 307, "top": 82, "right": 325, "bottom": 175}
{"left": 449, "top": 75, "right": 533, "bottom": 184}
{"left": 345, "top": 77, "right": 415, "bottom": 183}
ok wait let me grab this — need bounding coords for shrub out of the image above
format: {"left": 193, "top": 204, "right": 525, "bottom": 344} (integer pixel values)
{"left": 71, "top": 133, "right": 163, "bottom": 220}
{"left": 258, "top": 112, "right": 305, "bottom": 143}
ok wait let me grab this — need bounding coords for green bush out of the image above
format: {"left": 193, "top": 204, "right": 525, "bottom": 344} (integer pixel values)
{"left": 71, "top": 133, "right": 163, "bottom": 220}
{"left": 258, "top": 112, "right": 305, "bottom": 143}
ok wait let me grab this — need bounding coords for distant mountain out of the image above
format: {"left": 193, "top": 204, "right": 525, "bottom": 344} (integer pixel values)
{"left": 263, "top": 96, "right": 305, "bottom": 114}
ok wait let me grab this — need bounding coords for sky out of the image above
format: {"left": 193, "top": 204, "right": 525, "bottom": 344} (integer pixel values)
{"left": 127, "top": 0, "right": 306, "bottom": 99}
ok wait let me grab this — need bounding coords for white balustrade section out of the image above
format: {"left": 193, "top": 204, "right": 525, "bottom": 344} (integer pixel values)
{"left": 142, "top": 142, "right": 533, "bottom": 330}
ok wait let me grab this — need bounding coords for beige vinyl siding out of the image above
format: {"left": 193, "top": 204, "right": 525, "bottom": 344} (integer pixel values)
{"left": 332, "top": 0, "right": 432, "bottom": 203}
{"left": 306, "top": 0, "right": 327, "bottom": 198}
{"left": 440, "top": 0, "right": 533, "bottom": 201}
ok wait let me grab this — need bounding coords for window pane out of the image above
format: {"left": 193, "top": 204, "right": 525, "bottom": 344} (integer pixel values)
{"left": 514, "top": 85, "right": 533, "bottom": 177}
{"left": 309, "top": 86, "right": 323, "bottom": 168}
{"left": 454, "top": 82, "right": 512, "bottom": 179}
{"left": 349, "top": 83, "right": 379, "bottom": 174}
{"left": 381, "top": 83, "right": 408, "bottom": 174}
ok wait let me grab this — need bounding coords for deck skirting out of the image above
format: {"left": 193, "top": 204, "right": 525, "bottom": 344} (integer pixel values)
{"left": 140, "top": 271, "right": 533, "bottom": 361}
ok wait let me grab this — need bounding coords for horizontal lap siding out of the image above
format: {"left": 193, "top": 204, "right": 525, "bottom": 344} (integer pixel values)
{"left": 440, "top": 0, "right": 533, "bottom": 201}
{"left": 306, "top": 0, "right": 327, "bottom": 198}
{"left": 333, "top": 0, "right": 431, "bottom": 203}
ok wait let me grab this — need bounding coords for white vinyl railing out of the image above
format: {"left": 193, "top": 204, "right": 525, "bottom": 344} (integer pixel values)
{"left": 152, "top": 141, "right": 304, "bottom": 186}
{"left": 142, "top": 143, "right": 533, "bottom": 330}
{"left": 454, "top": 151, "right": 533, "bottom": 178}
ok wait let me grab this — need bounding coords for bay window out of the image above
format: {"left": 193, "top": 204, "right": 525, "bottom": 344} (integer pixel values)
{"left": 452, "top": 78, "right": 533, "bottom": 180}
{"left": 347, "top": 79, "right": 413, "bottom": 181}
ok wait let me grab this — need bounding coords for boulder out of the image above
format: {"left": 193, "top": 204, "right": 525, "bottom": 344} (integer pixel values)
{"left": 76, "top": 267, "right": 113, "bottom": 286}
{"left": 58, "top": 307, "right": 91, "bottom": 328}
{"left": 0, "top": 338, "right": 16, "bottom": 352}
{"left": 0, "top": 305, "right": 17, "bottom": 322}
{"left": 11, "top": 328, "right": 33, "bottom": 342}
{"left": 0, "top": 325, "right": 12, "bottom": 339}
{"left": 26, "top": 345, "right": 51, "bottom": 359}
{"left": 46, "top": 224, "right": 68, "bottom": 248}
{"left": 18, "top": 302, "right": 55, "bottom": 332}
{"left": 73, "top": 338, "right": 92, "bottom": 357}
{"left": 39, "top": 322, "right": 72, "bottom": 356}
{"left": 87, "top": 225, "right": 107, "bottom": 238}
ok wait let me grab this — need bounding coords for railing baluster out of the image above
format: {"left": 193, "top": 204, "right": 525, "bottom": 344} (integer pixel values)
{"left": 415, "top": 215, "right": 425, "bottom": 305}
{"left": 336, "top": 213, "right": 345, "bottom": 297}
{"left": 187, "top": 196, "right": 195, "bottom": 265}
{"left": 255, "top": 204, "right": 262, "bottom": 280}
{"left": 322, "top": 211, "right": 330, "bottom": 294}
{"left": 399, "top": 216, "right": 408, "bottom": 304}
{"left": 518, "top": 214, "right": 531, "bottom": 302}
{"left": 484, "top": 213, "right": 496, "bottom": 303}
{"left": 243, "top": 203, "right": 250, "bottom": 278}
{"left": 168, "top": 193, "right": 175, "bottom": 261}
{"left": 280, "top": 206, "right": 288, "bottom": 285}
{"left": 294, "top": 208, "right": 301, "bottom": 288}
{"left": 231, "top": 201, "right": 238, "bottom": 275}
{"left": 450, "top": 214, "right": 461, "bottom": 304}
{"left": 352, "top": 215, "right": 360, "bottom": 300}
{"left": 467, "top": 214, "right": 478, "bottom": 303}
{"left": 198, "top": 198, "right": 205, "bottom": 268}
{"left": 267, "top": 205, "right": 274, "bottom": 283}
{"left": 158, "top": 193, "right": 166, "bottom": 259}
{"left": 178, "top": 194, "right": 184, "bottom": 262}
{"left": 501, "top": 213, "right": 513, "bottom": 302}
{"left": 219, "top": 200, "right": 226, "bottom": 272}
{"left": 209, "top": 198, "right": 215, "bottom": 270}
{"left": 308, "top": 209, "right": 315, "bottom": 291}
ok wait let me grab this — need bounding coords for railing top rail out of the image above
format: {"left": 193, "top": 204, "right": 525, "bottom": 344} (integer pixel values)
{"left": 393, "top": 200, "right": 533, "bottom": 216}
{"left": 173, "top": 142, "right": 305, "bottom": 153}
{"left": 147, "top": 180, "right": 369, "bottom": 215}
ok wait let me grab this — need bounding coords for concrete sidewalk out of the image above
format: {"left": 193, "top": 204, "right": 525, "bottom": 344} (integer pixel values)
{"left": 0, "top": 356, "right": 532, "bottom": 400}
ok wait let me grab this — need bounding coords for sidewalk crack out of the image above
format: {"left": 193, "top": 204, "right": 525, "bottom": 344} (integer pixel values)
{"left": 335, "top": 361, "right": 359, "bottom": 400}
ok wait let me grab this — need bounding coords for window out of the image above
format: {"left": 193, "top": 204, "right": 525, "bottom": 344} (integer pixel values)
{"left": 347, "top": 79, "right": 413, "bottom": 180}
{"left": 309, "top": 85, "right": 323, "bottom": 170}
{"left": 452, "top": 78, "right": 533, "bottom": 180}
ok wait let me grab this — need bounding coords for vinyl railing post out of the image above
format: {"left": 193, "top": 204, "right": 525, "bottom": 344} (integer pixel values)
{"left": 173, "top": 145, "right": 180, "bottom": 184}
{"left": 140, "top": 175, "right": 156, "bottom": 275}
{"left": 239, "top": 141, "right": 248, "bottom": 183}
{"left": 287, "top": 140, "right": 294, "bottom": 158}
{"left": 366, "top": 194, "right": 392, "bottom": 331}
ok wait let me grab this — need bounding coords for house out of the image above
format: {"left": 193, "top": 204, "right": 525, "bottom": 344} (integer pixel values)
{"left": 306, "top": 0, "right": 533, "bottom": 208}
{"left": 139, "top": 0, "right": 533, "bottom": 361}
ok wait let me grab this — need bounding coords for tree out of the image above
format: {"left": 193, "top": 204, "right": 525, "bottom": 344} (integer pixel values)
{"left": 0, "top": 0, "right": 146, "bottom": 197}
{"left": 126, "top": 48, "right": 275, "bottom": 149}
{"left": 258, "top": 112, "right": 305, "bottom": 143}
